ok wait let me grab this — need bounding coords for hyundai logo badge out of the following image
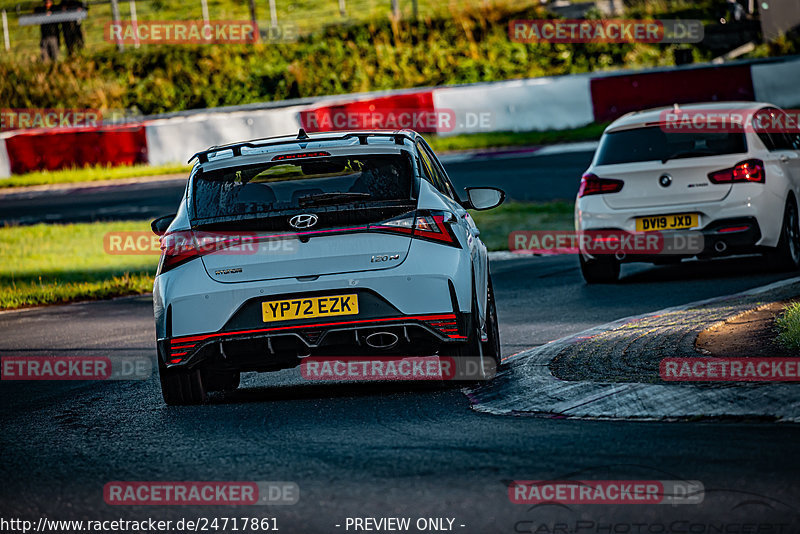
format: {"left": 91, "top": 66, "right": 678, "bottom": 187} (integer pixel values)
{"left": 289, "top": 213, "right": 319, "bottom": 229}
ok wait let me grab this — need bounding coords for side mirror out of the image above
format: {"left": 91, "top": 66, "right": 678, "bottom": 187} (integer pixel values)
{"left": 151, "top": 214, "right": 176, "bottom": 236}
{"left": 464, "top": 187, "right": 505, "bottom": 210}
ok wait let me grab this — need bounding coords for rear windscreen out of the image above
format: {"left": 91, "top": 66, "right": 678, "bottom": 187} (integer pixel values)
{"left": 193, "top": 154, "right": 413, "bottom": 221}
{"left": 595, "top": 126, "right": 747, "bottom": 165}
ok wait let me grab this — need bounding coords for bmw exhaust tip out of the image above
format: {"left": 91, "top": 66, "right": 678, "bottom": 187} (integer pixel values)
{"left": 365, "top": 331, "right": 399, "bottom": 350}
{"left": 714, "top": 241, "right": 727, "bottom": 253}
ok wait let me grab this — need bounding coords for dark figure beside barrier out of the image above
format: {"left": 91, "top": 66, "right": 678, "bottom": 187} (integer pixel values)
{"left": 34, "top": 0, "right": 60, "bottom": 61}
{"left": 59, "top": 0, "right": 87, "bottom": 54}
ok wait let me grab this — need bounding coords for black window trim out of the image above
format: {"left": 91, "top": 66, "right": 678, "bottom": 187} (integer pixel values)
{"left": 416, "top": 139, "right": 459, "bottom": 201}
{"left": 755, "top": 106, "right": 797, "bottom": 152}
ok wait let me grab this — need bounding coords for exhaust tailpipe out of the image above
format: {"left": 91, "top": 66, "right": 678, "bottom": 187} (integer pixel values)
{"left": 615, "top": 251, "right": 626, "bottom": 261}
{"left": 365, "top": 331, "right": 399, "bottom": 350}
{"left": 714, "top": 241, "right": 727, "bottom": 253}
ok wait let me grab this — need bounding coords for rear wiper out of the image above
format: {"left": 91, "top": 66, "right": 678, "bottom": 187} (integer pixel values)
{"left": 661, "top": 150, "right": 712, "bottom": 163}
{"left": 298, "top": 192, "right": 372, "bottom": 206}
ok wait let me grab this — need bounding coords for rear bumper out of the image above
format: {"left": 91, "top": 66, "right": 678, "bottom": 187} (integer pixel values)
{"left": 158, "top": 311, "right": 468, "bottom": 372}
{"left": 697, "top": 217, "right": 762, "bottom": 257}
{"left": 577, "top": 181, "right": 784, "bottom": 248}
{"left": 580, "top": 217, "right": 763, "bottom": 263}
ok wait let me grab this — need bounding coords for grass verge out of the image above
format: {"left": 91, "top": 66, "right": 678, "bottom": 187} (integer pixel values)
{"left": 0, "top": 163, "right": 191, "bottom": 189}
{"left": 470, "top": 201, "right": 574, "bottom": 251}
{"left": 0, "top": 220, "right": 156, "bottom": 310}
{"left": 776, "top": 302, "right": 800, "bottom": 351}
{"left": 3, "top": 127, "right": 601, "bottom": 190}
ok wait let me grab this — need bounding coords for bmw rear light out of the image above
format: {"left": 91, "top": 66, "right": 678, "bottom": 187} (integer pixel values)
{"left": 708, "top": 159, "right": 765, "bottom": 184}
{"left": 372, "top": 210, "right": 459, "bottom": 246}
{"left": 578, "top": 173, "right": 624, "bottom": 197}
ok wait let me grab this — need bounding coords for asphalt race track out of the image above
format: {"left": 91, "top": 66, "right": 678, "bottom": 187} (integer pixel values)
{"left": 2, "top": 254, "right": 800, "bottom": 531}
{"left": 0, "top": 149, "right": 593, "bottom": 225}
{"left": 2, "top": 151, "right": 800, "bottom": 531}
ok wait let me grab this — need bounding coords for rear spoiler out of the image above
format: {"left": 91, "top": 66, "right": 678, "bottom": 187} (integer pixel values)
{"left": 189, "top": 131, "right": 413, "bottom": 164}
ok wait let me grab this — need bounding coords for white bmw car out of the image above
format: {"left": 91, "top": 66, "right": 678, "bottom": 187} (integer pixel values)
{"left": 151, "top": 129, "right": 504, "bottom": 404}
{"left": 576, "top": 102, "right": 800, "bottom": 283}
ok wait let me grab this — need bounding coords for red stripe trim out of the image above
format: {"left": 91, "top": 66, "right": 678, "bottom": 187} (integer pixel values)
{"left": 169, "top": 344, "right": 197, "bottom": 349}
{"left": 171, "top": 313, "right": 457, "bottom": 344}
{"left": 718, "top": 225, "right": 750, "bottom": 233}
{"left": 170, "top": 351, "right": 189, "bottom": 357}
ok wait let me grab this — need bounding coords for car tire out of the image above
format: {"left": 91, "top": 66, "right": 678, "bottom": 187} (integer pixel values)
{"left": 159, "top": 361, "right": 208, "bottom": 405}
{"left": 579, "top": 254, "right": 620, "bottom": 284}
{"left": 203, "top": 370, "right": 241, "bottom": 392}
{"left": 766, "top": 196, "right": 800, "bottom": 272}
{"left": 446, "top": 278, "right": 497, "bottom": 382}
{"left": 482, "top": 276, "right": 501, "bottom": 372}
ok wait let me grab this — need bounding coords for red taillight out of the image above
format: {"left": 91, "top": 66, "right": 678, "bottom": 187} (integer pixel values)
{"left": 413, "top": 213, "right": 456, "bottom": 244}
{"left": 708, "top": 159, "right": 765, "bottom": 184}
{"left": 578, "top": 173, "right": 624, "bottom": 198}
{"left": 422, "top": 315, "right": 463, "bottom": 338}
{"left": 167, "top": 338, "right": 199, "bottom": 364}
{"left": 371, "top": 210, "right": 459, "bottom": 246}
{"left": 156, "top": 232, "right": 200, "bottom": 276}
{"left": 718, "top": 225, "right": 750, "bottom": 233}
{"left": 157, "top": 231, "right": 258, "bottom": 276}
{"left": 371, "top": 213, "right": 415, "bottom": 235}
{"left": 271, "top": 151, "right": 331, "bottom": 161}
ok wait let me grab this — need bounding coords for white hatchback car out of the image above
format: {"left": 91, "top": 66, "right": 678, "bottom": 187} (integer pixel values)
{"left": 576, "top": 102, "right": 800, "bottom": 283}
{"left": 151, "top": 129, "right": 504, "bottom": 404}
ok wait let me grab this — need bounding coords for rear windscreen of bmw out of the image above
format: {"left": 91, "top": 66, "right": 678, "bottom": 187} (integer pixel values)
{"left": 595, "top": 126, "right": 747, "bottom": 165}
{"left": 192, "top": 154, "right": 415, "bottom": 229}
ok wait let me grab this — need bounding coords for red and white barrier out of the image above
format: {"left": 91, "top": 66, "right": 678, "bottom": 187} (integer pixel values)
{"left": 1, "top": 125, "right": 147, "bottom": 176}
{"left": 590, "top": 64, "right": 755, "bottom": 122}
{"left": 431, "top": 74, "right": 595, "bottom": 135}
{"left": 298, "top": 91, "right": 437, "bottom": 133}
{"left": 1, "top": 56, "right": 798, "bottom": 178}
{"left": 0, "top": 139, "right": 10, "bottom": 177}
{"left": 144, "top": 106, "right": 304, "bottom": 166}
